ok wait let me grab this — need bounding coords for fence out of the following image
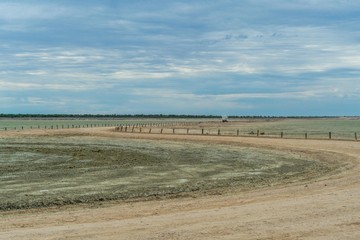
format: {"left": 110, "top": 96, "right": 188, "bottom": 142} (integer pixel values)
{"left": 1, "top": 123, "right": 115, "bottom": 131}
{"left": 1, "top": 121, "right": 358, "bottom": 141}
{"left": 0, "top": 121, "right": 196, "bottom": 132}
{"left": 115, "top": 125, "right": 359, "bottom": 141}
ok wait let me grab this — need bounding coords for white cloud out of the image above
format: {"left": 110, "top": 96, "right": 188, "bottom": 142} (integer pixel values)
{"left": 25, "top": 70, "right": 48, "bottom": 76}
{"left": 273, "top": 0, "right": 360, "bottom": 10}
{"left": 111, "top": 71, "right": 173, "bottom": 79}
{"left": 14, "top": 50, "right": 105, "bottom": 64}
{"left": 27, "top": 97, "right": 46, "bottom": 105}
{"left": 129, "top": 88, "right": 253, "bottom": 113}
{"left": 0, "top": 80, "right": 93, "bottom": 91}
{"left": 1, "top": 0, "right": 360, "bottom": 114}
{"left": 0, "top": 2, "right": 67, "bottom": 20}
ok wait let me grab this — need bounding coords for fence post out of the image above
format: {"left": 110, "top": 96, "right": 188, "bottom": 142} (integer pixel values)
{"left": 218, "top": 129, "right": 220, "bottom": 135}
{"left": 161, "top": 128, "right": 163, "bottom": 134}
{"left": 237, "top": 130, "right": 239, "bottom": 136}
{"left": 305, "top": 133, "right": 307, "bottom": 139}
{"left": 187, "top": 128, "right": 189, "bottom": 134}
{"left": 149, "top": 128, "right": 151, "bottom": 133}
{"left": 173, "top": 128, "right": 175, "bottom": 134}
{"left": 355, "top": 132, "right": 358, "bottom": 141}
{"left": 329, "top": 132, "right": 332, "bottom": 140}
{"left": 281, "top": 132, "right": 283, "bottom": 138}
{"left": 202, "top": 129, "right": 204, "bottom": 135}
{"left": 257, "top": 130, "right": 259, "bottom": 136}
{"left": 5, "top": 127, "right": 7, "bottom": 131}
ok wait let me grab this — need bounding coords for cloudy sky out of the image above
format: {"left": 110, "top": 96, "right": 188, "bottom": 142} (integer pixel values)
{"left": 0, "top": 0, "right": 359, "bottom": 115}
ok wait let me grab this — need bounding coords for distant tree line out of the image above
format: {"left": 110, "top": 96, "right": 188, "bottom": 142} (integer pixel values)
{"left": 0, "top": 114, "right": 222, "bottom": 119}
{"left": 0, "top": 114, "right": 349, "bottom": 119}
{"left": 228, "top": 115, "right": 343, "bottom": 119}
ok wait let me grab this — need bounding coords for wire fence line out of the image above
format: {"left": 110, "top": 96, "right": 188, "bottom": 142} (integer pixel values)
{"left": 1, "top": 121, "right": 358, "bottom": 141}
{"left": 0, "top": 122, "right": 196, "bottom": 132}
{"left": 115, "top": 125, "right": 359, "bottom": 141}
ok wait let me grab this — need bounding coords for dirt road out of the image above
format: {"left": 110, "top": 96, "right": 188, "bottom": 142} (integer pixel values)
{"left": 1, "top": 128, "right": 359, "bottom": 239}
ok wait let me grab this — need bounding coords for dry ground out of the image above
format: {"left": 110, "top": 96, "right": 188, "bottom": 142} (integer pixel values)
{"left": 0, "top": 127, "right": 359, "bottom": 239}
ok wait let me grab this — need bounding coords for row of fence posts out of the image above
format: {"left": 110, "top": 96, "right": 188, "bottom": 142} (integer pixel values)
{"left": 286, "top": 131, "right": 356, "bottom": 141}
{"left": 116, "top": 126, "right": 359, "bottom": 141}
{"left": 1, "top": 122, "right": 190, "bottom": 132}
{"left": 276, "top": 131, "right": 358, "bottom": 141}
{"left": 2, "top": 123, "right": 112, "bottom": 131}
{"left": 3, "top": 122, "right": 192, "bottom": 131}
{"left": 2, "top": 123, "right": 358, "bottom": 141}
{"left": 115, "top": 122, "right": 197, "bottom": 133}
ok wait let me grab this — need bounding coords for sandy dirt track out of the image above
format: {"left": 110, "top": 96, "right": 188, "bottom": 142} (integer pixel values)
{"left": 1, "top": 128, "right": 360, "bottom": 239}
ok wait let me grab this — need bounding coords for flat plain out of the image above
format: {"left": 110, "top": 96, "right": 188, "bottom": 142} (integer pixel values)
{"left": 0, "top": 118, "right": 359, "bottom": 239}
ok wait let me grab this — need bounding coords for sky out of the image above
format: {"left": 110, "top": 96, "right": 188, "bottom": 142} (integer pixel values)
{"left": 0, "top": 0, "right": 360, "bottom": 116}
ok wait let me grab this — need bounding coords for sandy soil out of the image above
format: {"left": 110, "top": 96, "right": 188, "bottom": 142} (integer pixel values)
{"left": 1, "top": 128, "right": 359, "bottom": 239}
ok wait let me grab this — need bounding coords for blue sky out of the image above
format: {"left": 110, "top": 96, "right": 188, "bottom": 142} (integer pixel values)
{"left": 0, "top": 0, "right": 360, "bottom": 115}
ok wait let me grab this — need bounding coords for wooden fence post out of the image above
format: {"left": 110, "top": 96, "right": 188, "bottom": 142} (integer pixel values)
{"left": 329, "top": 132, "right": 332, "bottom": 140}
{"left": 161, "top": 128, "right": 163, "bottom": 134}
{"left": 281, "top": 132, "right": 283, "bottom": 138}
{"left": 173, "top": 128, "right": 175, "bottom": 134}
{"left": 305, "top": 133, "right": 307, "bottom": 139}
{"left": 202, "top": 129, "right": 204, "bottom": 135}
{"left": 237, "top": 130, "right": 239, "bottom": 136}
{"left": 149, "top": 128, "right": 151, "bottom": 133}
{"left": 355, "top": 132, "right": 358, "bottom": 141}
{"left": 257, "top": 130, "right": 259, "bottom": 136}
{"left": 187, "top": 128, "right": 189, "bottom": 134}
{"left": 218, "top": 129, "right": 220, "bottom": 135}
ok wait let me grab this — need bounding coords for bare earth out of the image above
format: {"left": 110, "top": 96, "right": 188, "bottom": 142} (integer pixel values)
{"left": 1, "top": 128, "right": 359, "bottom": 239}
